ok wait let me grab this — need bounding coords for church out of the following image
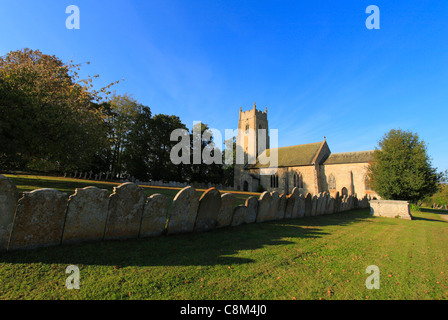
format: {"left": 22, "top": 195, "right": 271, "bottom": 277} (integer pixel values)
{"left": 233, "top": 104, "right": 378, "bottom": 199}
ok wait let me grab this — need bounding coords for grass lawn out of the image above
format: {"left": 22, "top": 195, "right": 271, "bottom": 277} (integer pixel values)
{"left": 0, "top": 206, "right": 447, "bottom": 300}
{"left": 3, "top": 173, "right": 259, "bottom": 207}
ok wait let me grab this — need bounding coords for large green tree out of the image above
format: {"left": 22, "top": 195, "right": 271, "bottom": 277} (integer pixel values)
{"left": 0, "top": 48, "right": 117, "bottom": 171}
{"left": 368, "top": 129, "right": 439, "bottom": 203}
{"left": 146, "top": 114, "right": 188, "bottom": 181}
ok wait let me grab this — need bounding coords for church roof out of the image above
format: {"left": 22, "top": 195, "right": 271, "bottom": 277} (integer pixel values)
{"left": 323, "top": 150, "right": 375, "bottom": 165}
{"left": 248, "top": 141, "right": 325, "bottom": 168}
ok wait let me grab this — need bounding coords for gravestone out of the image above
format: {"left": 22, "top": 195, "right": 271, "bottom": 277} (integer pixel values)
{"left": 0, "top": 175, "right": 18, "bottom": 251}
{"left": 268, "top": 191, "right": 280, "bottom": 221}
{"left": 290, "top": 188, "right": 301, "bottom": 219}
{"left": 245, "top": 196, "right": 258, "bottom": 224}
{"left": 104, "top": 183, "right": 145, "bottom": 240}
{"left": 8, "top": 189, "right": 68, "bottom": 250}
{"left": 311, "top": 195, "right": 318, "bottom": 216}
{"left": 285, "top": 194, "right": 295, "bottom": 219}
{"left": 217, "top": 193, "right": 236, "bottom": 228}
{"left": 327, "top": 196, "right": 335, "bottom": 214}
{"left": 297, "top": 194, "right": 305, "bottom": 218}
{"left": 304, "top": 193, "right": 312, "bottom": 217}
{"left": 167, "top": 186, "right": 199, "bottom": 235}
{"left": 62, "top": 186, "right": 109, "bottom": 244}
{"left": 194, "top": 188, "right": 221, "bottom": 232}
{"left": 277, "top": 193, "right": 287, "bottom": 220}
{"left": 323, "top": 192, "right": 331, "bottom": 214}
{"left": 231, "top": 205, "right": 247, "bottom": 226}
{"left": 140, "top": 194, "right": 169, "bottom": 237}
{"left": 317, "top": 192, "right": 326, "bottom": 215}
{"left": 256, "top": 191, "right": 272, "bottom": 223}
{"left": 334, "top": 192, "right": 340, "bottom": 213}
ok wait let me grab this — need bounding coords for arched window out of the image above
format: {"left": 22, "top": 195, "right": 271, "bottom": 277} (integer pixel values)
{"left": 341, "top": 187, "right": 348, "bottom": 197}
{"left": 365, "top": 175, "right": 372, "bottom": 191}
{"left": 271, "top": 173, "right": 279, "bottom": 188}
{"left": 294, "top": 172, "right": 303, "bottom": 188}
{"left": 328, "top": 174, "right": 336, "bottom": 190}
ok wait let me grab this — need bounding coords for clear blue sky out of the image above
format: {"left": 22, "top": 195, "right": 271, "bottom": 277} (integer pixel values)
{"left": 1, "top": 0, "right": 447, "bottom": 172}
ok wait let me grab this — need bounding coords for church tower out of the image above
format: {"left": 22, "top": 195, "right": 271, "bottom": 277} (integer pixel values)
{"left": 234, "top": 103, "right": 270, "bottom": 190}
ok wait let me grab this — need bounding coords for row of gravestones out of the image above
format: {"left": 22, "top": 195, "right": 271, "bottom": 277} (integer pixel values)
{"left": 65, "top": 171, "right": 113, "bottom": 181}
{"left": 65, "top": 171, "right": 231, "bottom": 191}
{"left": 0, "top": 174, "right": 370, "bottom": 252}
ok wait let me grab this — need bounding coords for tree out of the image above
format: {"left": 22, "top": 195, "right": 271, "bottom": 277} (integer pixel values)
{"left": 146, "top": 114, "right": 188, "bottom": 181}
{"left": 368, "top": 129, "right": 439, "bottom": 203}
{"left": 0, "top": 48, "right": 117, "bottom": 171}
{"left": 106, "top": 93, "right": 143, "bottom": 178}
{"left": 122, "top": 105, "right": 152, "bottom": 180}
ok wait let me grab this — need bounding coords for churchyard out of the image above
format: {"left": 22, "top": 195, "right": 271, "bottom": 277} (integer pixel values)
{"left": 0, "top": 174, "right": 447, "bottom": 300}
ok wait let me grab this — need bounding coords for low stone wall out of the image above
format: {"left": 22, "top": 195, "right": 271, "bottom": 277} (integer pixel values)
{"left": 0, "top": 174, "right": 371, "bottom": 252}
{"left": 369, "top": 200, "right": 412, "bottom": 220}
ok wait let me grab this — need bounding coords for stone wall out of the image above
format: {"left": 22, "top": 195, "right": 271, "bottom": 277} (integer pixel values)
{"left": 369, "top": 200, "right": 412, "bottom": 220}
{"left": 0, "top": 174, "right": 372, "bottom": 252}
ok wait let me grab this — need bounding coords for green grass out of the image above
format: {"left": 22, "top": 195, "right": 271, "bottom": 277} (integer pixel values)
{"left": 1, "top": 174, "right": 447, "bottom": 300}
{"left": 3, "top": 173, "right": 258, "bottom": 207}
{"left": 1, "top": 208, "right": 447, "bottom": 300}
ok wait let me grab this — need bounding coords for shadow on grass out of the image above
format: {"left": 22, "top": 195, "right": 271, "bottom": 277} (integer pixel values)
{"left": 0, "top": 209, "right": 371, "bottom": 268}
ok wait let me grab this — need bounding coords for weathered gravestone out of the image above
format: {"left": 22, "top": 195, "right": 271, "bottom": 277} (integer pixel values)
{"left": 327, "top": 196, "right": 335, "bottom": 214}
{"left": 334, "top": 192, "right": 340, "bottom": 213}
{"left": 291, "top": 188, "right": 302, "bottom": 219}
{"left": 277, "top": 193, "right": 287, "bottom": 220}
{"left": 104, "top": 183, "right": 145, "bottom": 240}
{"left": 194, "top": 188, "right": 221, "bottom": 232}
{"left": 267, "top": 191, "right": 280, "bottom": 221}
{"left": 8, "top": 189, "right": 68, "bottom": 250}
{"left": 167, "top": 186, "right": 199, "bottom": 235}
{"left": 304, "top": 193, "right": 312, "bottom": 217}
{"left": 217, "top": 193, "right": 236, "bottom": 228}
{"left": 245, "top": 196, "right": 258, "bottom": 224}
{"left": 232, "top": 205, "right": 247, "bottom": 226}
{"left": 317, "top": 192, "right": 326, "bottom": 215}
{"left": 0, "top": 175, "right": 18, "bottom": 251}
{"left": 296, "top": 194, "right": 305, "bottom": 218}
{"left": 285, "top": 188, "right": 299, "bottom": 219}
{"left": 311, "top": 194, "right": 318, "bottom": 216}
{"left": 256, "top": 191, "right": 272, "bottom": 223}
{"left": 140, "top": 194, "right": 169, "bottom": 237}
{"left": 62, "top": 186, "right": 109, "bottom": 244}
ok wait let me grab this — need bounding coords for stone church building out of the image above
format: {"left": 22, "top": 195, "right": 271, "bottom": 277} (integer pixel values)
{"left": 234, "top": 104, "right": 378, "bottom": 199}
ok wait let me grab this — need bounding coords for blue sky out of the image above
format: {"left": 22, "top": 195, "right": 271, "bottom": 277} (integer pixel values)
{"left": 1, "top": 0, "right": 447, "bottom": 172}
